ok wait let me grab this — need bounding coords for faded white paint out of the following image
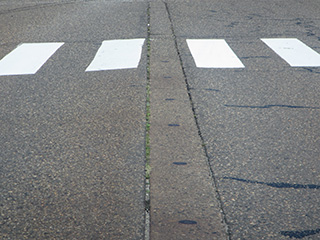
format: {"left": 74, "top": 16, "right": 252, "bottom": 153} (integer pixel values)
{"left": 261, "top": 38, "right": 320, "bottom": 67}
{"left": 0, "top": 42, "right": 64, "bottom": 76}
{"left": 186, "top": 39, "right": 245, "bottom": 68}
{"left": 86, "top": 38, "right": 145, "bottom": 71}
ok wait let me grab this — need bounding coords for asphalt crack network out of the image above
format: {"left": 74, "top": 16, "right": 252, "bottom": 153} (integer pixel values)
{"left": 163, "top": 1, "right": 231, "bottom": 239}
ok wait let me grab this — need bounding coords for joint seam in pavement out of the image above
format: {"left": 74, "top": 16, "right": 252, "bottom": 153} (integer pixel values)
{"left": 144, "top": 2, "right": 151, "bottom": 240}
{"left": 163, "top": 1, "right": 231, "bottom": 239}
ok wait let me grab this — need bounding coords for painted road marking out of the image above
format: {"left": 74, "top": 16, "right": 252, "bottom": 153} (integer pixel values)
{"left": 0, "top": 42, "right": 64, "bottom": 76}
{"left": 186, "top": 39, "right": 245, "bottom": 68}
{"left": 1, "top": 39, "right": 319, "bottom": 75}
{"left": 86, "top": 39, "right": 145, "bottom": 71}
{"left": 261, "top": 38, "right": 320, "bottom": 67}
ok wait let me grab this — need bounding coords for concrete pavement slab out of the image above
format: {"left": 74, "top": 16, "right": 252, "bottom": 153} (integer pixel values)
{"left": 149, "top": 2, "right": 227, "bottom": 239}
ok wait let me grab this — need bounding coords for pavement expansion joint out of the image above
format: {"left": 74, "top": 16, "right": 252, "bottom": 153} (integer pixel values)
{"left": 164, "top": 3, "right": 231, "bottom": 237}
{"left": 144, "top": 3, "right": 151, "bottom": 240}
{"left": 149, "top": 2, "right": 230, "bottom": 239}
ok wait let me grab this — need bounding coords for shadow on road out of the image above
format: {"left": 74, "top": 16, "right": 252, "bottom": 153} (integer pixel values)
{"left": 224, "top": 104, "right": 320, "bottom": 110}
{"left": 280, "top": 229, "right": 320, "bottom": 239}
{"left": 223, "top": 176, "right": 320, "bottom": 238}
{"left": 223, "top": 176, "right": 320, "bottom": 190}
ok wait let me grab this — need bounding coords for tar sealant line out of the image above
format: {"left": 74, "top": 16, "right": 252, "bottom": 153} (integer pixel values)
{"left": 0, "top": 42, "right": 64, "bottom": 76}
{"left": 86, "top": 39, "right": 145, "bottom": 71}
{"left": 261, "top": 38, "right": 320, "bottom": 67}
{"left": 186, "top": 39, "right": 245, "bottom": 68}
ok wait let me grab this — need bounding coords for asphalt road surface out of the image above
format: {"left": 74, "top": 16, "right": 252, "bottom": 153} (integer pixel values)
{"left": 169, "top": 0, "right": 320, "bottom": 239}
{"left": 1, "top": 0, "right": 320, "bottom": 239}
{"left": 0, "top": 1, "right": 147, "bottom": 239}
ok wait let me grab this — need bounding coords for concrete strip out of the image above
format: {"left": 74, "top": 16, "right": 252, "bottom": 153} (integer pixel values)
{"left": 149, "top": 2, "right": 227, "bottom": 239}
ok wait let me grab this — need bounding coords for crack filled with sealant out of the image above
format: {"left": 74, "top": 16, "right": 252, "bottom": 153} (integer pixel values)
{"left": 163, "top": 1, "right": 231, "bottom": 239}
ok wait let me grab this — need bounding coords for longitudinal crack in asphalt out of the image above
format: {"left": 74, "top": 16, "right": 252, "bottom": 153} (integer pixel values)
{"left": 163, "top": 1, "right": 231, "bottom": 239}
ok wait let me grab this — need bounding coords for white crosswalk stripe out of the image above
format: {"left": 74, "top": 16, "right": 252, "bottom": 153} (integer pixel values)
{"left": 187, "top": 39, "right": 245, "bottom": 68}
{"left": 0, "top": 38, "right": 319, "bottom": 76}
{"left": 187, "top": 38, "right": 320, "bottom": 69}
{"left": 0, "top": 39, "right": 145, "bottom": 76}
{"left": 86, "top": 39, "right": 145, "bottom": 71}
{"left": 261, "top": 38, "right": 320, "bottom": 67}
{"left": 0, "top": 42, "right": 64, "bottom": 76}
